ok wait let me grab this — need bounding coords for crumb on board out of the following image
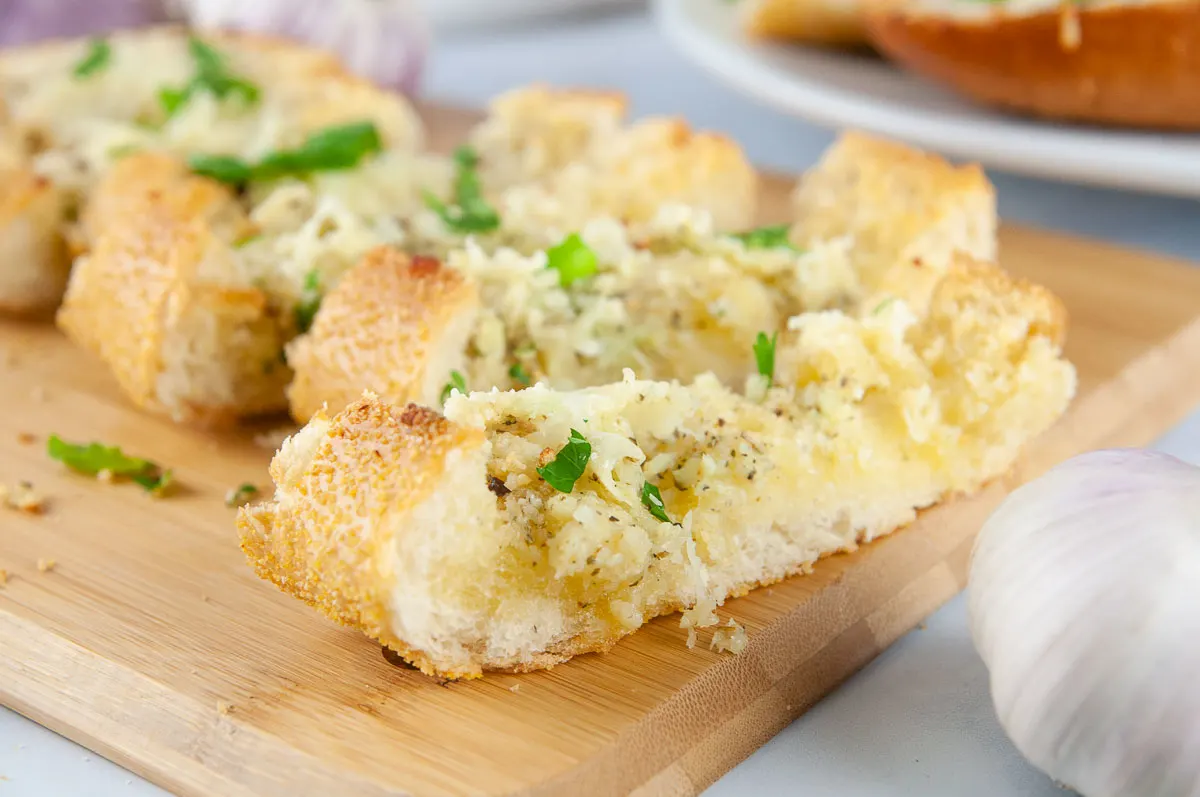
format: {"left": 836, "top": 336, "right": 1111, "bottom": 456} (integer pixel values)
{"left": 216, "top": 700, "right": 233, "bottom": 715}
{"left": 16, "top": 432, "right": 36, "bottom": 445}
{"left": 36, "top": 558, "right": 56, "bottom": 573}
{"left": 0, "top": 570, "right": 8, "bottom": 587}
{"left": 509, "top": 683, "right": 521, "bottom": 694}
{"left": 0, "top": 482, "right": 46, "bottom": 514}
{"left": 710, "top": 619, "right": 748, "bottom": 655}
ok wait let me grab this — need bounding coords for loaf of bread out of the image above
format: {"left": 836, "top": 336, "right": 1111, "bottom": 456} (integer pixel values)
{"left": 285, "top": 131, "right": 995, "bottom": 423}
{"left": 238, "top": 257, "right": 1076, "bottom": 679}
{"left": 56, "top": 84, "right": 760, "bottom": 425}
{"left": 865, "top": 0, "right": 1200, "bottom": 129}
{"left": 0, "top": 27, "right": 423, "bottom": 314}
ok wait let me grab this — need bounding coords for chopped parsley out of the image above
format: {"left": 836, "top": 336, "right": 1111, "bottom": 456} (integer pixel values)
{"left": 641, "top": 482, "right": 673, "bottom": 524}
{"left": 47, "top": 435, "right": 172, "bottom": 495}
{"left": 294, "top": 270, "right": 322, "bottom": 334}
{"left": 73, "top": 39, "right": 111, "bottom": 79}
{"left": 872, "top": 297, "right": 897, "bottom": 315}
{"left": 753, "top": 331, "right": 777, "bottom": 387}
{"left": 189, "top": 154, "right": 253, "bottom": 185}
{"left": 536, "top": 429, "right": 591, "bottom": 494}
{"left": 422, "top": 145, "right": 500, "bottom": 234}
{"left": 440, "top": 370, "right": 468, "bottom": 404}
{"left": 160, "top": 37, "right": 260, "bottom": 119}
{"left": 225, "top": 483, "right": 259, "bottom": 507}
{"left": 508, "top": 362, "right": 532, "bottom": 387}
{"left": 545, "top": 233, "right": 598, "bottom": 287}
{"left": 188, "top": 121, "right": 383, "bottom": 186}
{"left": 730, "top": 224, "right": 798, "bottom": 251}
{"left": 232, "top": 232, "right": 261, "bottom": 249}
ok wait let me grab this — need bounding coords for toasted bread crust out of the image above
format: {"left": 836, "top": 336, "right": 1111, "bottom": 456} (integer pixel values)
{"left": 0, "top": 167, "right": 68, "bottom": 316}
{"left": 866, "top": 0, "right": 1200, "bottom": 129}
{"left": 743, "top": 0, "right": 868, "bottom": 45}
{"left": 286, "top": 248, "right": 480, "bottom": 422}
{"left": 57, "top": 153, "right": 288, "bottom": 425}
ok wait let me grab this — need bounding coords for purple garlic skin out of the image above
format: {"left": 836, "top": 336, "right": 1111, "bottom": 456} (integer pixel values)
{"left": 0, "top": 0, "right": 173, "bottom": 48}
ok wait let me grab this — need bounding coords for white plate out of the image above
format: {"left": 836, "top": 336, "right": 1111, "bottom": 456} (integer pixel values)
{"left": 429, "top": 0, "right": 637, "bottom": 30}
{"left": 655, "top": 0, "right": 1200, "bottom": 198}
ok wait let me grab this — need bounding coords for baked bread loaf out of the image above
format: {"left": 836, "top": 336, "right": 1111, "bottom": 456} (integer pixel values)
{"left": 238, "top": 257, "right": 1076, "bottom": 679}
{"left": 285, "top": 131, "right": 994, "bottom": 422}
{"left": 56, "top": 85, "right": 759, "bottom": 425}
{"left": 865, "top": 0, "right": 1200, "bottom": 129}
{"left": 0, "top": 27, "right": 423, "bottom": 314}
{"left": 741, "top": 0, "right": 870, "bottom": 46}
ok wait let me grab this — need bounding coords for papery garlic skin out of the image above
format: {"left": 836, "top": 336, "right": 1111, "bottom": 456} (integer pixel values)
{"left": 178, "top": 0, "right": 429, "bottom": 95}
{"left": 969, "top": 449, "right": 1200, "bottom": 797}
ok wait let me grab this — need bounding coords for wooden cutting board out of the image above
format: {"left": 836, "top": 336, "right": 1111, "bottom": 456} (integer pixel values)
{"left": 2, "top": 105, "right": 1200, "bottom": 797}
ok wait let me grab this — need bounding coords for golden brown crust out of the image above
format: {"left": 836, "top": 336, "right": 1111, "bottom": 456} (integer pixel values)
{"left": 57, "top": 153, "right": 289, "bottom": 426}
{"left": 285, "top": 248, "right": 480, "bottom": 423}
{"left": 865, "top": 0, "right": 1200, "bottom": 129}
{"left": 0, "top": 167, "right": 68, "bottom": 316}
{"left": 743, "top": 0, "right": 868, "bottom": 45}
{"left": 238, "top": 398, "right": 491, "bottom": 680}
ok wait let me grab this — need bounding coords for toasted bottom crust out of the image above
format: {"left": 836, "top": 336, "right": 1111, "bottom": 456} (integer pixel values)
{"left": 866, "top": 2, "right": 1200, "bottom": 129}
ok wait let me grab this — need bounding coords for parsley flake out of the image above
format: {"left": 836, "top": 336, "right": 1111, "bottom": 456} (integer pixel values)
{"left": 508, "top": 362, "right": 532, "bottom": 387}
{"left": 872, "top": 297, "right": 897, "bottom": 315}
{"left": 753, "top": 331, "right": 777, "bottom": 387}
{"left": 225, "top": 483, "right": 259, "bottom": 507}
{"left": 189, "top": 121, "right": 383, "bottom": 186}
{"left": 73, "top": 39, "right": 111, "bottom": 79}
{"left": 47, "top": 435, "right": 172, "bottom": 495}
{"left": 160, "top": 37, "right": 260, "bottom": 119}
{"left": 423, "top": 145, "right": 500, "bottom": 233}
{"left": 730, "top": 224, "right": 798, "bottom": 251}
{"left": 641, "top": 482, "right": 673, "bottom": 524}
{"left": 536, "top": 429, "right": 591, "bottom": 494}
{"left": 545, "top": 233, "right": 598, "bottom": 287}
{"left": 294, "top": 270, "right": 322, "bottom": 334}
{"left": 440, "top": 370, "right": 468, "bottom": 404}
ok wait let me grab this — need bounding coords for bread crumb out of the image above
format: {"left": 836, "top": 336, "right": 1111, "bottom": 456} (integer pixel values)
{"left": 96, "top": 469, "right": 115, "bottom": 484}
{"left": 710, "top": 619, "right": 748, "bottom": 655}
{"left": 201, "top": 594, "right": 212, "bottom": 603}
{"left": 685, "top": 626, "right": 698, "bottom": 649}
{"left": 16, "top": 432, "right": 36, "bottom": 445}
{"left": 36, "top": 558, "right": 56, "bottom": 573}
{"left": 0, "top": 570, "right": 8, "bottom": 586}
{"left": 509, "top": 683, "right": 521, "bottom": 693}
{"left": 2, "top": 482, "right": 46, "bottom": 514}
{"left": 216, "top": 700, "right": 233, "bottom": 715}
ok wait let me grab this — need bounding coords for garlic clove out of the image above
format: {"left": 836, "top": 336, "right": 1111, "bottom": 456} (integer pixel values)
{"left": 969, "top": 449, "right": 1200, "bottom": 797}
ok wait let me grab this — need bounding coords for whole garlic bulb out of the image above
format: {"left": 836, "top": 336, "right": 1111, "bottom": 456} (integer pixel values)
{"left": 969, "top": 449, "right": 1200, "bottom": 797}
{"left": 0, "top": 0, "right": 175, "bottom": 48}
{"left": 177, "top": 0, "right": 429, "bottom": 95}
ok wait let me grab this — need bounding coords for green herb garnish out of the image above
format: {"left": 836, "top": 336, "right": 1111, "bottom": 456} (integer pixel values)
{"left": 294, "top": 270, "right": 322, "bottom": 333}
{"left": 73, "top": 39, "right": 111, "bottom": 79}
{"left": 508, "top": 362, "right": 532, "bottom": 387}
{"left": 189, "top": 154, "right": 254, "bottom": 185}
{"left": 47, "top": 435, "right": 172, "bottom": 495}
{"left": 232, "top": 232, "right": 261, "bottom": 249}
{"left": 188, "top": 121, "right": 383, "bottom": 186}
{"left": 440, "top": 370, "right": 468, "bottom": 404}
{"left": 641, "top": 482, "right": 673, "bottom": 524}
{"left": 730, "top": 224, "right": 798, "bottom": 251}
{"left": 225, "top": 483, "right": 259, "bottom": 507}
{"left": 422, "top": 145, "right": 500, "bottom": 234}
{"left": 545, "top": 233, "right": 598, "bottom": 287}
{"left": 160, "top": 37, "right": 260, "bottom": 119}
{"left": 872, "top": 297, "right": 897, "bottom": 316}
{"left": 753, "top": 331, "right": 777, "bottom": 387}
{"left": 536, "top": 429, "right": 591, "bottom": 494}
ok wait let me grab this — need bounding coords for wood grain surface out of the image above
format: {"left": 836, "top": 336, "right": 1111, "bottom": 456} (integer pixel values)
{"left": 1, "top": 105, "right": 1200, "bottom": 797}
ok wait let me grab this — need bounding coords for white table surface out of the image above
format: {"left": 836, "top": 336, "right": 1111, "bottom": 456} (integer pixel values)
{"left": 3, "top": 7, "right": 1199, "bottom": 796}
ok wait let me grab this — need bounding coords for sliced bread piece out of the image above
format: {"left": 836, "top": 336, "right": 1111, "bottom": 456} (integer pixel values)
{"left": 238, "top": 257, "right": 1075, "bottom": 679}
{"left": 741, "top": 0, "right": 870, "bottom": 46}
